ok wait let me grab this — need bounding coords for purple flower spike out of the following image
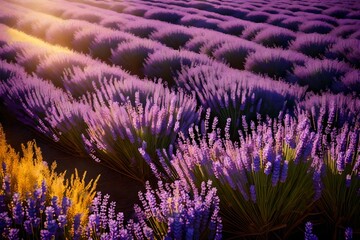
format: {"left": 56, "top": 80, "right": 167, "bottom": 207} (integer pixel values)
{"left": 264, "top": 162, "right": 272, "bottom": 175}
{"left": 51, "top": 196, "right": 61, "bottom": 217}
{"left": 345, "top": 227, "right": 353, "bottom": 240}
{"left": 272, "top": 155, "right": 282, "bottom": 186}
{"left": 3, "top": 175, "right": 11, "bottom": 195}
{"left": 263, "top": 143, "right": 275, "bottom": 164}
{"left": 40, "top": 230, "right": 52, "bottom": 240}
{"left": 8, "top": 228, "right": 19, "bottom": 240}
{"left": 280, "top": 160, "right": 289, "bottom": 183}
{"left": 58, "top": 215, "right": 67, "bottom": 228}
{"left": 40, "top": 180, "right": 47, "bottom": 211}
{"left": 1, "top": 162, "right": 6, "bottom": 173}
{"left": 61, "top": 197, "right": 71, "bottom": 215}
{"left": 250, "top": 185, "right": 256, "bottom": 203}
{"left": 346, "top": 175, "right": 352, "bottom": 188}
{"left": 73, "top": 214, "right": 82, "bottom": 240}
{"left": 312, "top": 170, "right": 322, "bottom": 201}
{"left": 252, "top": 153, "right": 260, "bottom": 173}
{"left": 337, "top": 152, "right": 345, "bottom": 173}
{"left": 44, "top": 206, "right": 58, "bottom": 237}
{"left": 305, "top": 222, "right": 318, "bottom": 240}
{"left": 12, "top": 193, "right": 23, "bottom": 225}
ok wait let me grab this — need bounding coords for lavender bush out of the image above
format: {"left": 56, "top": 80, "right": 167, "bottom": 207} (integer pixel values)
{"left": 347, "top": 10, "right": 360, "bottom": 20}
{"left": 36, "top": 53, "right": 92, "bottom": 88}
{"left": 83, "top": 84, "right": 200, "bottom": 181}
{"left": 180, "top": 14, "right": 219, "bottom": 30}
{"left": 331, "top": 25, "right": 359, "bottom": 39}
{"left": 291, "top": 59, "right": 351, "bottom": 93}
{"left": 45, "top": 20, "right": 87, "bottom": 48}
{"left": 177, "top": 65, "right": 305, "bottom": 139}
{"left": 198, "top": 37, "right": 228, "bottom": 57}
{"left": 0, "top": 43, "right": 20, "bottom": 63}
{"left": 214, "top": 6, "right": 249, "bottom": 18}
{"left": 218, "top": 20, "right": 249, "bottom": 36}
{"left": 279, "top": 17, "right": 303, "bottom": 31}
{"left": 245, "top": 11, "right": 270, "bottom": 23}
{"left": 123, "top": 6, "right": 148, "bottom": 16}
{"left": 299, "top": 20, "right": 334, "bottom": 34}
{"left": 144, "top": 9, "right": 184, "bottom": 24}
{"left": 150, "top": 27, "right": 194, "bottom": 50}
{"left": 297, "top": 93, "right": 360, "bottom": 132}
{"left": 253, "top": 27, "right": 297, "bottom": 49}
{"left": 306, "top": 15, "right": 339, "bottom": 27}
{"left": 170, "top": 113, "right": 317, "bottom": 238}
{"left": 62, "top": 10, "right": 103, "bottom": 24}
{"left": 290, "top": 33, "right": 337, "bottom": 58}
{"left": 62, "top": 65, "right": 129, "bottom": 99}
{"left": 15, "top": 46, "right": 50, "bottom": 74}
{"left": 0, "top": 74, "right": 89, "bottom": 156}
{"left": 315, "top": 123, "right": 360, "bottom": 238}
{"left": 245, "top": 49, "right": 307, "bottom": 80}
{"left": 111, "top": 40, "right": 162, "bottom": 77}
{"left": 326, "top": 39, "right": 360, "bottom": 69}
{"left": 86, "top": 181, "right": 222, "bottom": 239}
{"left": 266, "top": 14, "right": 288, "bottom": 26}
{"left": 183, "top": 35, "right": 209, "bottom": 53}
{"left": 100, "top": 16, "right": 127, "bottom": 30}
{"left": 16, "top": 14, "right": 56, "bottom": 39}
{"left": 123, "top": 20, "right": 159, "bottom": 38}
{"left": 143, "top": 49, "right": 212, "bottom": 86}
{"left": 241, "top": 24, "right": 267, "bottom": 40}
{"left": 89, "top": 31, "right": 132, "bottom": 63}
{"left": 323, "top": 7, "right": 350, "bottom": 18}
{"left": 350, "top": 30, "right": 360, "bottom": 41}
{"left": 341, "top": 70, "right": 360, "bottom": 95}
{"left": 0, "top": 60, "right": 26, "bottom": 82}
{"left": 72, "top": 27, "right": 106, "bottom": 54}
{"left": 213, "top": 41, "right": 258, "bottom": 70}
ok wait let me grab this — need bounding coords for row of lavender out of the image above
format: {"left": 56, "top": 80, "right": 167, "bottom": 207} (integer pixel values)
{"left": 57, "top": 0, "right": 360, "bottom": 69}
{"left": 4, "top": 0, "right": 358, "bottom": 95}
{"left": 65, "top": 0, "right": 360, "bottom": 39}
{"left": 0, "top": 126, "right": 222, "bottom": 239}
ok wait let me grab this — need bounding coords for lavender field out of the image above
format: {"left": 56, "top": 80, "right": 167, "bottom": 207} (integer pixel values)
{"left": 0, "top": 0, "right": 359, "bottom": 239}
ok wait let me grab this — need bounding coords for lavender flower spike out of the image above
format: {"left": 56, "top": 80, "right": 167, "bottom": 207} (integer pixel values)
{"left": 250, "top": 185, "right": 256, "bottom": 203}
{"left": 264, "top": 161, "right": 272, "bottom": 175}
{"left": 272, "top": 155, "right": 282, "bottom": 186}
{"left": 345, "top": 227, "right": 353, "bottom": 240}
{"left": 305, "top": 222, "right": 318, "bottom": 240}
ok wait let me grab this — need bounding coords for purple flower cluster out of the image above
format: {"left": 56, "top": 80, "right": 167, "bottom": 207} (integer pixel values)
{"left": 0, "top": 174, "right": 77, "bottom": 239}
{"left": 0, "top": 75, "right": 90, "bottom": 156}
{"left": 177, "top": 64, "right": 305, "bottom": 138}
{"left": 169, "top": 111, "right": 320, "bottom": 237}
{"left": 82, "top": 78, "right": 200, "bottom": 181}
{"left": 85, "top": 181, "right": 222, "bottom": 239}
{"left": 304, "top": 222, "right": 318, "bottom": 240}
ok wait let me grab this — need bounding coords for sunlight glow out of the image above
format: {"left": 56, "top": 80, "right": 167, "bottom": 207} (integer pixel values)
{"left": 6, "top": 27, "right": 72, "bottom": 54}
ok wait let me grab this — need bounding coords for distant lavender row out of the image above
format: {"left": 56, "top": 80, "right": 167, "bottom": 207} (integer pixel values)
{"left": 120, "top": 0, "right": 360, "bottom": 39}
{"left": 5, "top": 0, "right": 358, "bottom": 90}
